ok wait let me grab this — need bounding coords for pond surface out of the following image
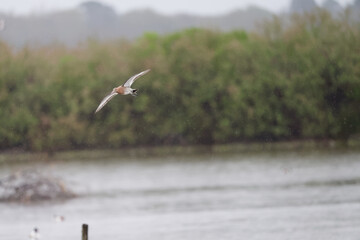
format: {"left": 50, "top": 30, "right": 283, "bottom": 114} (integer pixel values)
{"left": 0, "top": 148, "right": 360, "bottom": 240}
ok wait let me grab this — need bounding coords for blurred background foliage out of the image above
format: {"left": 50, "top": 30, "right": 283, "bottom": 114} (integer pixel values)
{"left": 0, "top": 10, "right": 359, "bottom": 151}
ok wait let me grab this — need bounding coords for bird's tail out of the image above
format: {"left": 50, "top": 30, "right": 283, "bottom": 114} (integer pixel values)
{"left": 132, "top": 89, "right": 138, "bottom": 96}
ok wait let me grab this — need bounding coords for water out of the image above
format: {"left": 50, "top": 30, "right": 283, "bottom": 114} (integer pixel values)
{"left": 0, "top": 149, "right": 359, "bottom": 240}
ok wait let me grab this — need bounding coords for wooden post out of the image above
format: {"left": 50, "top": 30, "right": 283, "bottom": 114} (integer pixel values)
{"left": 82, "top": 224, "right": 88, "bottom": 240}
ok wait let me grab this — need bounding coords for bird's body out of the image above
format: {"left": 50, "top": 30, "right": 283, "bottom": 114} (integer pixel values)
{"left": 95, "top": 69, "right": 150, "bottom": 113}
{"left": 114, "top": 86, "right": 135, "bottom": 95}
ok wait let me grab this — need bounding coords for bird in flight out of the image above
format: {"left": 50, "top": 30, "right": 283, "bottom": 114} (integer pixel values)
{"left": 95, "top": 69, "right": 150, "bottom": 113}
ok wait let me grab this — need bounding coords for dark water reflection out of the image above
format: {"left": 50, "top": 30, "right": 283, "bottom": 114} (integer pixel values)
{"left": 0, "top": 149, "right": 359, "bottom": 240}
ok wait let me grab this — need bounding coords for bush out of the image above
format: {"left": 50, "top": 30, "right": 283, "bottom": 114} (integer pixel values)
{"left": 0, "top": 11, "right": 359, "bottom": 151}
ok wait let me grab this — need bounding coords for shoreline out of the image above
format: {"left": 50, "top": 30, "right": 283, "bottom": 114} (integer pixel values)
{"left": 0, "top": 138, "right": 359, "bottom": 163}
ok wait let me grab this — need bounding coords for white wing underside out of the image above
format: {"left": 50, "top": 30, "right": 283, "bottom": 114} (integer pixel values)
{"left": 123, "top": 69, "right": 151, "bottom": 87}
{"left": 95, "top": 91, "right": 118, "bottom": 113}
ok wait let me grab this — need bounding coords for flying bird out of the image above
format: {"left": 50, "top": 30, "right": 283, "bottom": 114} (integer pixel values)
{"left": 95, "top": 69, "right": 150, "bottom": 113}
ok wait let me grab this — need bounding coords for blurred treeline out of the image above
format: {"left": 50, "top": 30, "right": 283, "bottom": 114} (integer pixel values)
{"left": 0, "top": 11, "right": 359, "bottom": 151}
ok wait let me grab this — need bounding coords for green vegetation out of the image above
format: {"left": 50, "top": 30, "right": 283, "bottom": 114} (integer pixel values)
{"left": 0, "top": 11, "right": 359, "bottom": 151}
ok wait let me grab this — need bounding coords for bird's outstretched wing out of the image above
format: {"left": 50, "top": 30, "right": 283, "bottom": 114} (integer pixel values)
{"left": 123, "top": 69, "right": 151, "bottom": 88}
{"left": 95, "top": 90, "right": 118, "bottom": 113}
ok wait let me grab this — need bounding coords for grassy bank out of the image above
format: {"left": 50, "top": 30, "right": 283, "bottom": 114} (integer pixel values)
{"left": 1, "top": 138, "right": 359, "bottom": 164}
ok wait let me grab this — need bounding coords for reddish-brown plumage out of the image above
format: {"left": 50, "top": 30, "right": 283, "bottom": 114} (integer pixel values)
{"left": 115, "top": 86, "right": 125, "bottom": 95}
